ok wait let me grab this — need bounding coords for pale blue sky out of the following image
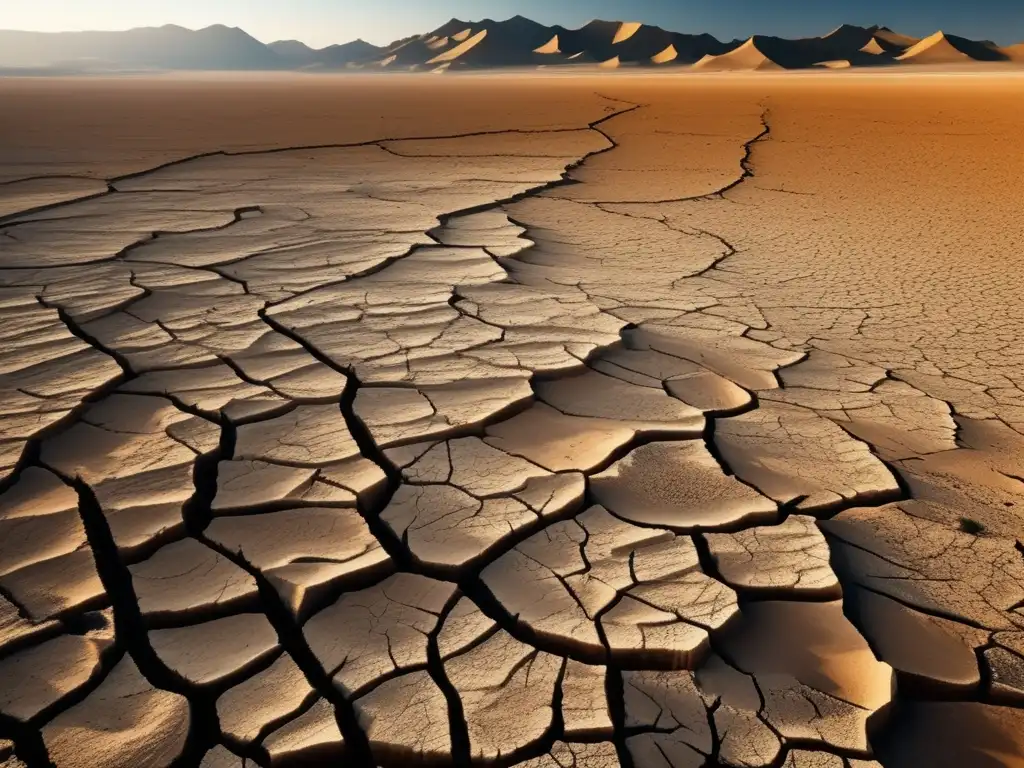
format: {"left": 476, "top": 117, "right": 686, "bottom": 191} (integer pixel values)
{"left": 5, "top": 0, "right": 1023, "bottom": 47}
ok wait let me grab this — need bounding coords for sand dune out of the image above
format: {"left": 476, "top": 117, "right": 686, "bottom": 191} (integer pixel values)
{"left": 694, "top": 37, "right": 784, "bottom": 71}
{"left": 405, "top": 16, "right": 566, "bottom": 69}
{"left": 1002, "top": 42, "right": 1024, "bottom": 61}
{"left": 776, "top": 25, "right": 906, "bottom": 68}
{"left": 897, "top": 32, "right": 973, "bottom": 63}
{"left": 534, "top": 35, "right": 561, "bottom": 54}
{"left": 427, "top": 30, "right": 488, "bottom": 64}
{"left": 420, "top": 16, "right": 556, "bottom": 68}
{"left": 548, "top": 20, "right": 729, "bottom": 67}
{"left": 896, "top": 31, "right": 1008, "bottom": 64}
{"left": 380, "top": 36, "right": 453, "bottom": 66}
{"left": 651, "top": 44, "right": 679, "bottom": 64}
{"left": 383, "top": 17, "right": 497, "bottom": 67}
{"left": 691, "top": 25, "right": 1016, "bottom": 71}
{"left": 860, "top": 38, "right": 888, "bottom": 55}
{"left": 690, "top": 32, "right": 883, "bottom": 70}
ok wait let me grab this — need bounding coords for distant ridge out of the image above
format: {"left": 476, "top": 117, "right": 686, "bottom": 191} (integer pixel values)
{"left": 269, "top": 38, "right": 384, "bottom": 69}
{"left": 0, "top": 18, "right": 1020, "bottom": 73}
{"left": 0, "top": 24, "right": 282, "bottom": 70}
{"left": 266, "top": 39, "right": 315, "bottom": 61}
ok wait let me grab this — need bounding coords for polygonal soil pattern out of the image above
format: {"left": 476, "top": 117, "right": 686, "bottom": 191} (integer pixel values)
{"left": 0, "top": 74, "right": 1021, "bottom": 768}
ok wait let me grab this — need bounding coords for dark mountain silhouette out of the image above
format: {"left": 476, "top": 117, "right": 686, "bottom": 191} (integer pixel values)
{"left": 372, "top": 19, "right": 477, "bottom": 68}
{"left": 806, "top": 25, "right": 903, "bottom": 65}
{"left": 429, "top": 18, "right": 477, "bottom": 40}
{"left": 545, "top": 20, "right": 734, "bottom": 65}
{"left": 380, "top": 15, "right": 555, "bottom": 69}
{"left": 0, "top": 17, "right": 1019, "bottom": 73}
{"left": 872, "top": 26, "right": 923, "bottom": 52}
{"left": 820, "top": 23, "right": 879, "bottom": 50}
{"left": 765, "top": 25, "right": 901, "bottom": 68}
{"left": 385, "top": 34, "right": 420, "bottom": 50}
{"left": 433, "top": 16, "right": 556, "bottom": 69}
{"left": 668, "top": 32, "right": 740, "bottom": 63}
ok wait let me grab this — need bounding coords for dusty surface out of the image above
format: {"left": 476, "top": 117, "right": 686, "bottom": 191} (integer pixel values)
{"left": 0, "top": 72, "right": 1022, "bottom": 767}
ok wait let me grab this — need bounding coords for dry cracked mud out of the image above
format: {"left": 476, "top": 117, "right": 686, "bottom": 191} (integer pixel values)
{"left": 0, "top": 72, "right": 1022, "bottom": 767}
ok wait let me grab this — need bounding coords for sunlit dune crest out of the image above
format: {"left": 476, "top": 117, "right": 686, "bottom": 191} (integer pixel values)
{"left": 860, "top": 38, "right": 887, "bottom": 55}
{"left": 651, "top": 44, "right": 679, "bottom": 64}
{"left": 612, "top": 22, "right": 643, "bottom": 45}
{"left": 897, "top": 31, "right": 974, "bottom": 63}
{"left": 427, "top": 29, "right": 487, "bottom": 64}
{"left": 534, "top": 35, "right": 561, "bottom": 54}
{"left": 815, "top": 59, "right": 852, "bottom": 68}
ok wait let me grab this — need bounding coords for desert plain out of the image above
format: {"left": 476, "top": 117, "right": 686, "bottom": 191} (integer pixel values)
{"left": 0, "top": 70, "right": 1023, "bottom": 768}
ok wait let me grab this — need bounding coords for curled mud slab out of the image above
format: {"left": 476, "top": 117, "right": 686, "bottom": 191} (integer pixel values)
{"left": 0, "top": 74, "right": 1022, "bottom": 766}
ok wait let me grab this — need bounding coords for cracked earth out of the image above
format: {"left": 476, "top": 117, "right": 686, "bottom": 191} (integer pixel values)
{"left": 0, "top": 73, "right": 1022, "bottom": 768}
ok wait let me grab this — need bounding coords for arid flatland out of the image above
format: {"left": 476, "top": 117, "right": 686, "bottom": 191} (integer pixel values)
{"left": 0, "top": 72, "right": 1023, "bottom": 768}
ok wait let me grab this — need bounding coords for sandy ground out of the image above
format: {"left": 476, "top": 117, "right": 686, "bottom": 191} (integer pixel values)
{"left": 0, "top": 72, "right": 1023, "bottom": 768}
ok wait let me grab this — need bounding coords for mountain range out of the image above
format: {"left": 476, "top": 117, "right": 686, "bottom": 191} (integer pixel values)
{"left": 1, "top": 17, "right": 1022, "bottom": 73}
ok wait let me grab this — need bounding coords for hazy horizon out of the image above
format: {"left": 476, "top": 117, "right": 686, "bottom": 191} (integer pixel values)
{"left": 6, "top": 0, "right": 1024, "bottom": 48}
